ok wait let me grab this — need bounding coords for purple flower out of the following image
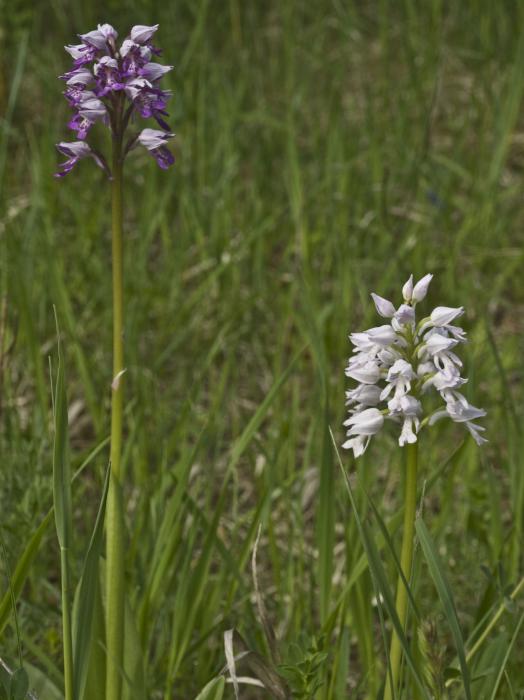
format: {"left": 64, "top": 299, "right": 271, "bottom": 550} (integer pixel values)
{"left": 139, "top": 62, "right": 173, "bottom": 82}
{"left": 65, "top": 43, "right": 99, "bottom": 66}
{"left": 125, "top": 78, "right": 171, "bottom": 129}
{"left": 61, "top": 67, "right": 94, "bottom": 85}
{"left": 93, "top": 57, "right": 125, "bottom": 95}
{"left": 130, "top": 24, "right": 159, "bottom": 44}
{"left": 55, "top": 141, "right": 107, "bottom": 177}
{"left": 120, "top": 40, "right": 151, "bottom": 77}
{"left": 56, "top": 22, "right": 175, "bottom": 177}
{"left": 80, "top": 24, "right": 117, "bottom": 50}
{"left": 137, "top": 128, "right": 174, "bottom": 169}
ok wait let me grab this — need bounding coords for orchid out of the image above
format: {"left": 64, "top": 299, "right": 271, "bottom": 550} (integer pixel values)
{"left": 343, "top": 273, "right": 486, "bottom": 457}
{"left": 54, "top": 22, "right": 175, "bottom": 700}
{"left": 55, "top": 22, "right": 174, "bottom": 177}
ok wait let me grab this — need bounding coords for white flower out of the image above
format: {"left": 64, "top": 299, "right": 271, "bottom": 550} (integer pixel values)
{"left": 430, "top": 306, "right": 464, "bottom": 327}
{"left": 429, "top": 393, "right": 487, "bottom": 446}
{"left": 344, "top": 407, "right": 384, "bottom": 435}
{"left": 381, "top": 359, "right": 416, "bottom": 407}
{"left": 366, "top": 325, "right": 398, "bottom": 346}
{"left": 394, "top": 304, "right": 415, "bottom": 325}
{"left": 412, "top": 273, "right": 433, "bottom": 303}
{"left": 345, "top": 361, "right": 380, "bottom": 385}
{"left": 371, "top": 293, "right": 396, "bottom": 318}
{"left": 346, "top": 384, "right": 382, "bottom": 407}
{"left": 402, "top": 275, "right": 414, "bottom": 302}
{"left": 343, "top": 274, "right": 486, "bottom": 456}
{"left": 399, "top": 417, "right": 419, "bottom": 446}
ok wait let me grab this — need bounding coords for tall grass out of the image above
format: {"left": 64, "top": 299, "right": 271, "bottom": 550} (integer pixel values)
{"left": 1, "top": 1, "right": 524, "bottom": 697}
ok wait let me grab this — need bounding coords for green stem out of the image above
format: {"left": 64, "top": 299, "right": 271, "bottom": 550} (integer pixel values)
{"left": 106, "top": 135, "right": 125, "bottom": 700}
{"left": 60, "top": 546, "right": 74, "bottom": 700}
{"left": 384, "top": 443, "right": 419, "bottom": 700}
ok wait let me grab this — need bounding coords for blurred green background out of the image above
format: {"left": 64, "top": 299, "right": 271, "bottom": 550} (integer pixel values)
{"left": 1, "top": 1, "right": 524, "bottom": 697}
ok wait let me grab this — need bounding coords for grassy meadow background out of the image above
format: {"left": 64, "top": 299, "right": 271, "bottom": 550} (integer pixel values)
{"left": 2, "top": 0, "right": 524, "bottom": 697}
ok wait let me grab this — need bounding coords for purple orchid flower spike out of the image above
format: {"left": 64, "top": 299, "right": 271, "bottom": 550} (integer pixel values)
{"left": 55, "top": 21, "right": 174, "bottom": 178}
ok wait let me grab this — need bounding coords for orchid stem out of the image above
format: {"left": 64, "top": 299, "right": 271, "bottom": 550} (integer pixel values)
{"left": 106, "top": 134, "right": 125, "bottom": 700}
{"left": 384, "top": 442, "right": 418, "bottom": 700}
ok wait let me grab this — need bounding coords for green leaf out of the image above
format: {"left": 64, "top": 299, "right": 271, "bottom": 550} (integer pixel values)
{"left": 122, "top": 597, "right": 146, "bottom": 700}
{"left": 72, "top": 466, "right": 110, "bottom": 700}
{"left": 23, "top": 661, "right": 63, "bottom": 700}
{"left": 52, "top": 311, "right": 72, "bottom": 552}
{"left": 415, "top": 517, "right": 471, "bottom": 700}
{"left": 0, "top": 511, "right": 53, "bottom": 639}
{"left": 330, "top": 430, "right": 430, "bottom": 698}
{"left": 488, "top": 612, "right": 524, "bottom": 699}
{"left": 0, "top": 437, "right": 108, "bottom": 641}
{"left": 193, "top": 677, "right": 225, "bottom": 700}
{"left": 82, "top": 578, "right": 105, "bottom": 700}
{"left": 9, "top": 668, "right": 28, "bottom": 700}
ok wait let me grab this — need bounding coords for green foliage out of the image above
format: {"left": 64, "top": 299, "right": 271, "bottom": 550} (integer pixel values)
{"left": 1, "top": 1, "right": 524, "bottom": 698}
{"left": 0, "top": 666, "right": 29, "bottom": 700}
{"left": 279, "top": 636, "right": 328, "bottom": 699}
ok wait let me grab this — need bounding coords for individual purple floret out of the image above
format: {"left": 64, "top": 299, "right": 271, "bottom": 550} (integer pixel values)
{"left": 55, "top": 141, "right": 109, "bottom": 177}
{"left": 137, "top": 128, "right": 175, "bottom": 169}
{"left": 55, "top": 22, "right": 174, "bottom": 177}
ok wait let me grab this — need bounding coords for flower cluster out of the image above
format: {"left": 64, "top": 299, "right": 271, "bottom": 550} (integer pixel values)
{"left": 56, "top": 23, "right": 174, "bottom": 177}
{"left": 343, "top": 274, "right": 487, "bottom": 457}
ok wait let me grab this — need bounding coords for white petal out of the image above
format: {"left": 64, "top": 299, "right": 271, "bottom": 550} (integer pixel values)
{"left": 430, "top": 306, "right": 464, "bottom": 327}
{"left": 395, "top": 304, "right": 415, "bottom": 325}
{"left": 371, "top": 293, "right": 396, "bottom": 318}
{"left": 402, "top": 275, "right": 414, "bottom": 302}
{"left": 412, "top": 273, "right": 433, "bottom": 303}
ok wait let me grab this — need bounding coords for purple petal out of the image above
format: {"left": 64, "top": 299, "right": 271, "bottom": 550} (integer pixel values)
{"left": 151, "top": 145, "right": 174, "bottom": 169}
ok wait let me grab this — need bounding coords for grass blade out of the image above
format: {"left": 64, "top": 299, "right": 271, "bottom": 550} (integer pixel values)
{"left": 415, "top": 517, "right": 471, "bottom": 699}
{"left": 330, "top": 429, "right": 430, "bottom": 698}
{"left": 488, "top": 612, "right": 524, "bottom": 700}
{"left": 52, "top": 311, "right": 74, "bottom": 699}
{"left": 194, "top": 676, "right": 225, "bottom": 700}
{"left": 72, "top": 465, "right": 110, "bottom": 700}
